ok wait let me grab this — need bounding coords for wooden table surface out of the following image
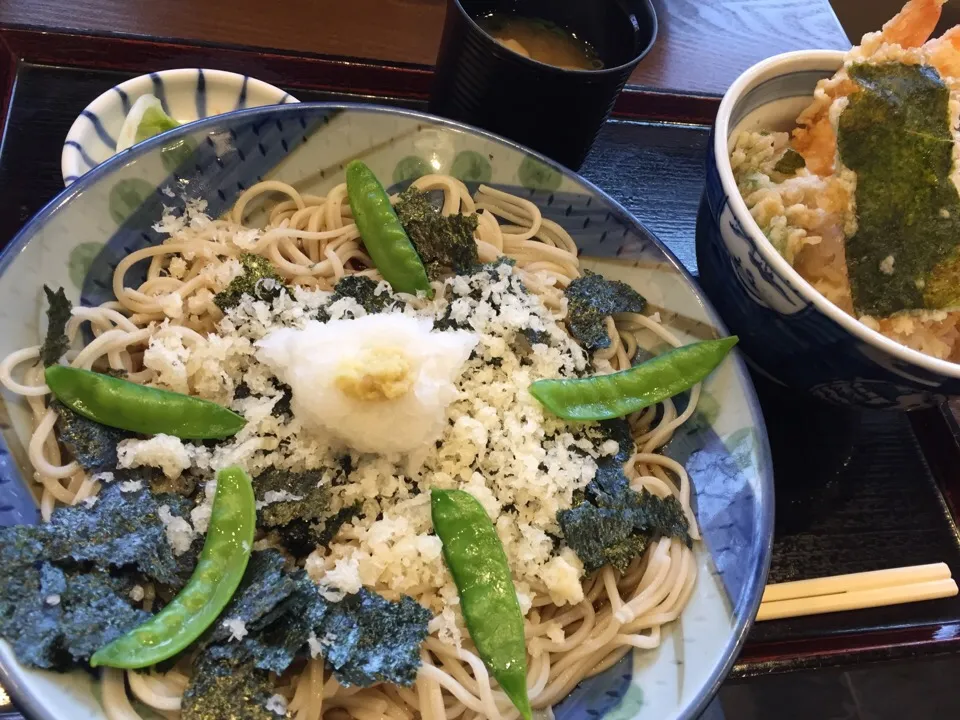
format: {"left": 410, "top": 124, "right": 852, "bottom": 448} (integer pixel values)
{"left": 0, "top": 0, "right": 850, "bottom": 96}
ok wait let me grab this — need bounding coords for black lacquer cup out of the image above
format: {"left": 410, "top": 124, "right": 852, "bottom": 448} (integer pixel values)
{"left": 430, "top": 0, "right": 657, "bottom": 170}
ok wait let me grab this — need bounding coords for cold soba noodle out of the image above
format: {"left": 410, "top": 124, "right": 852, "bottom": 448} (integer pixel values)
{"left": 0, "top": 174, "right": 699, "bottom": 719}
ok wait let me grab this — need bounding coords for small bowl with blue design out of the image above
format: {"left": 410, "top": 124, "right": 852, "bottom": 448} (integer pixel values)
{"left": 61, "top": 68, "right": 298, "bottom": 186}
{"left": 696, "top": 50, "right": 960, "bottom": 410}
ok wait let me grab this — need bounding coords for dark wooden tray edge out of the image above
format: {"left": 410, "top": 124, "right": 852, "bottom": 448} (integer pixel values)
{"left": 733, "top": 618, "right": 960, "bottom": 677}
{"left": 0, "top": 24, "right": 720, "bottom": 126}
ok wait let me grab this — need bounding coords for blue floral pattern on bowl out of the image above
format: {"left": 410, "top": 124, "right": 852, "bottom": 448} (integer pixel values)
{"left": 696, "top": 50, "right": 960, "bottom": 410}
{"left": 1, "top": 104, "right": 773, "bottom": 720}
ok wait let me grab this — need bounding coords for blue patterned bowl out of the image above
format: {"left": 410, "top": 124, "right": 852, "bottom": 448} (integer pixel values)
{"left": 61, "top": 68, "right": 298, "bottom": 186}
{"left": 2, "top": 104, "right": 772, "bottom": 720}
{"left": 697, "top": 50, "right": 960, "bottom": 410}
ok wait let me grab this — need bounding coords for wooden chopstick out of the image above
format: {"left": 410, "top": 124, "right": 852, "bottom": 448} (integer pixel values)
{"left": 761, "top": 563, "right": 952, "bottom": 603}
{"left": 757, "top": 578, "right": 958, "bottom": 621}
{"left": 756, "top": 563, "right": 958, "bottom": 622}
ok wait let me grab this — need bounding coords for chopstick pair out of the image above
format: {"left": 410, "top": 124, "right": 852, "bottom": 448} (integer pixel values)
{"left": 756, "top": 563, "right": 958, "bottom": 622}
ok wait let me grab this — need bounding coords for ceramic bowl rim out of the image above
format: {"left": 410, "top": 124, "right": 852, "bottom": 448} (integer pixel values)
{"left": 61, "top": 67, "right": 297, "bottom": 186}
{"left": 6, "top": 101, "right": 773, "bottom": 720}
{"left": 713, "top": 48, "right": 960, "bottom": 380}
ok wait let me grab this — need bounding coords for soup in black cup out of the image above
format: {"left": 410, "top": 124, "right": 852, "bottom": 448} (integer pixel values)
{"left": 430, "top": 0, "right": 657, "bottom": 170}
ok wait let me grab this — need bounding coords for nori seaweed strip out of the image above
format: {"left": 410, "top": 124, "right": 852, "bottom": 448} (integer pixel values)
{"left": 0, "top": 551, "right": 150, "bottom": 669}
{"left": 214, "top": 254, "right": 288, "bottom": 311}
{"left": 42, "top": 484, "right": 183, "bottom": 586}
{"left": 196, "top": 550, "right": 430, "bottom": 694}
{"left": 201, "top": 550, "right": 298, "bottom": 647}
{"left": 253, "top": 469, "right": 329, "bottom": 528}
{"left": 0, "top": 561, "right": 66, "bottom": 669}
{"left": 53, "top": 401, "right": 133, "bottom": 472}
{"left": 395, "top": 186, "right": 479, "bottom": 274}
{"left": 839, "top": 62, "right": 960, "bottom": 314}
{"left": 57, "top": 569, "right": 152, "bottom": 662}
{"left": 274, "top": 503, "right": 360, "bottom": 559}
{"left": 326, "top": 275, "right": 396, "bottom": 316}
{"left": 181, "top": 653, "right": 282, "bottom": 720}
{"left": 559, "top": 481, "right": 689, "bottom": 573}
{"left": 564, "top": 271, "right": 646, "bottom": 351}
{"left": 313, "top": 503, "right": 361, "bottom": 548}
{"left": 39, "top": 286, "right": 72, "bottom": 367}
{"left": 558, "top": 502, "right": 650, "bottom": 573}
{"left": 317, "top": 588, "right": 431, "bottom": 687}
{"left": 207, "top": 571, "right": 330, "bottom": 675}
{"left": 17, "top": 483, "right": 196, "bottom": 589}
{"left": 557, "top": 423, "right": 689, "bottom": 572}
{"left": 773, "top": 148, "right": 805, "bottom": 176}
{"left": 149, "top": 469, "right": 199, "bottom": 498}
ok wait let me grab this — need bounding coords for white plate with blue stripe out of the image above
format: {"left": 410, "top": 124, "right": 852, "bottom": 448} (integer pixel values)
{"left": 61, "top": 68, "right": 298, "bottom": 186}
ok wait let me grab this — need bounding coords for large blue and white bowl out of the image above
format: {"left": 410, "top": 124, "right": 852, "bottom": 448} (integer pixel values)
{"left": 1, "top": 104, "right": 773, "bottom": 720}
{"left": 697, "top": 50, "right": 960, "bottom": 410}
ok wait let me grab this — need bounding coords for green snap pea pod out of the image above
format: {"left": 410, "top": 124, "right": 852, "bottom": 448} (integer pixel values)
{"left": 90, "top": 466, "right": 256, "bottom": 669}
{"left": 431, "top": 489, "right": 532, "bottom": 720}
{"left": 45, "top": 365, "right": 245, "bottom": 439}
{"left": 345, "top": 159, "right": 433, "bottom": 297}
{"left": 530, "top": 336, "right": 739, "bottom": 421}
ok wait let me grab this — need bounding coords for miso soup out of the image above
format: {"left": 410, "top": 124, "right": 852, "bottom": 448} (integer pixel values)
{"left": 478, "top": 13, "right": 604, "bottom": 70}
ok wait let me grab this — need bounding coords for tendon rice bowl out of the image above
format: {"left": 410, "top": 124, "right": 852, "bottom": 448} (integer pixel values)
{"left": 731, "top": 0, "right": 960, "bottom": 362}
